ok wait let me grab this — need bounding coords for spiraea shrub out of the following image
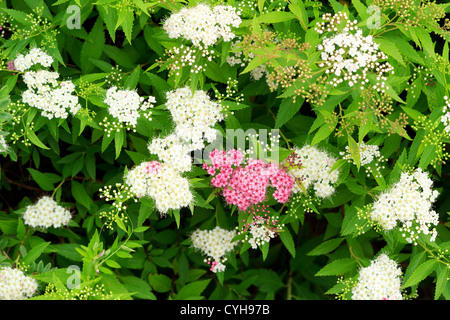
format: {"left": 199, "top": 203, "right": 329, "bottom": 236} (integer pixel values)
{"left": 0, "top": 0, "right": 450, "bottom": 301}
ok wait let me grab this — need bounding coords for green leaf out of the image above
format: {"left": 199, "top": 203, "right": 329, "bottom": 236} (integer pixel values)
{"left": 275, "top": 97, "right": 303, "bottom": 129}
{"left": 435, "top": 264, "right": 449, "bottom": 300}
{"left": 124, "top": 66, "right": 141, "bottom": 90}
{"left": 376, "top": 38, "right": 405, "bottom": 67}
{"left": 402, "top": 259, "right": 438, "bottom": 289}
{"left": 121, "top": 276, "right": 156, "bottom": 300}
{"left": 311, "top": 120, "right": 337, "bottom": 146}
{"left": 26, "top": 127, "right": 50, "bottom": 150}
{"left": 71, "top": 180, "right": 93, "bottom": 210}
{"left": 414, "top": 27, "right": 436, "bottom": 60}
{"left": 115, "top": 129, "right": 125, "bottom": 159}
{"left": 148, "top": 273, "right": 172, "bottom": 293}
{"left": 315, "top": 258, "right": 357, "bottom": 276}
{"left": 121, "top": 9, "right": 135, "bottom": 44}
{"left": 308, "top": 238, "right": 344, "bottom": 256}
{"left": 347, "top": 135, "right": 361, "bottom": 171}
{"left": 174, "top": 279, "right": 211, "bottom": 300}
{"left": 279, "top": 229, "right": 296, "bottom": 258}
{"left": 288, "top": 3, "right": 308, "bottom": 31}
{"left": 22, "top": 242, "right": 50, "bottom": 265}
{"left": 105, "top": 259, "right": 121, "bottom": 268}
{"left": 27, "top": 168, "right": 58, "bottom": 191}
{"left": 80, "top": 17, "right": 105, "bottom": 73}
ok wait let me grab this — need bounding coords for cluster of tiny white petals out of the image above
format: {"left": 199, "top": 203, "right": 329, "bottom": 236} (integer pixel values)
{"left": 0, "top": 135, "right": 8, "bottom": 153}
{"left": 340, "top": 141, "right": 381, "bottom": 166}
{"left": 441, "top": 96, "right": 450, "bottom": 135}
{"left": 16, "top": 48, "right": 80, "bottom": 119}
{"left": 21, "top": 70, "right": 80, "bottom": 119}
{"left": 125, "top": 161, "right": 193, "bottom": 214}
{"left": 316, "top": 12, "right": 394, "bottom": 89}
{"left": 147, "top": 133, "right": 192, "bottom": 173}
{"left": 14, "top": 48, "right": 53, "bottom": 72}
{"left": 288, "top": 145, "right": 340, "bottom": 198}
{"left": 22, "top": 196, "right": 71, "bottom": 229}
{"left": 104, "top": 87, "right": 155, "bottom": 127}
{"left": 370, "top": 168, "right": 439, "bottom": 244}
{"left": 0, "top": 267, "right": 38, "bottom": 300}
{"left": 165, "top": 86, "right": 224, "bottom": 150}
{"left": 352, "top": 254, "right": 403, "bottom": 300}
{"left": 163, "top": 4, "right": 241, "bottom": 47}
{"left": 190, "top": 226, "right": 237, "bottom": 272}
{"left": 248, "top": 224, "right": 276, "bottom": 249}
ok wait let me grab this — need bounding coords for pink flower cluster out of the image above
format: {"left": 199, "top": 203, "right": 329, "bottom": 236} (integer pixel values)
{"left": 203, "top": 149, "right": 294, "bottom": 211}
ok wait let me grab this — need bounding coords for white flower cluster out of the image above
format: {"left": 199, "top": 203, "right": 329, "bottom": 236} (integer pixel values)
{"left": 163, "top": 4, "right": 242, "bottom": 47}
{"left": 316, "top": 12, "right": 394, "bottom": 89}
{"left": 104, "top": 87, "right": 156, "bottom": 128}
{"left": 14, "top": 47, "right": 53, "bottom": 72}
{"left": 352, "top": 254, "right": 403, "bottom": 300}
{"left": 16, "top": 48, "right": 80, "bottom": 119}
{"left": 190, "top": 226, "right": 237, "bottom": 273}
{"left": 0, "top": 267, "right": 38, "bottom": 300}
{"left": 125, "top": 161, "right": 193, "bottom": 215}
{"left": 370, "top": 168, "right": 439, "bottom": 244}
{"left": 23, "top": 196, "right": 71, "bottom": 229}
{"left": 441, "top": 96, "right": 450, "bottom": 135}
{"left": 287, "top": 145, "right": 340, "bottom": 198}
{"left": 165, "top": 86, "right": 224, "bottom": 150}
{"left": 0, "top": 135, "right": 8, "bottom": 153}
{"left": 248, "top": 224, "right": 277, "bottom": 249}
{"left": 147, "top": 133, "right": 192, "bottom": 173}
{"left": 22, "top": 70, "right": 81, "bottom": 119}
{"left": 340, "top": 141, "right": 381, "bottom": 166}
